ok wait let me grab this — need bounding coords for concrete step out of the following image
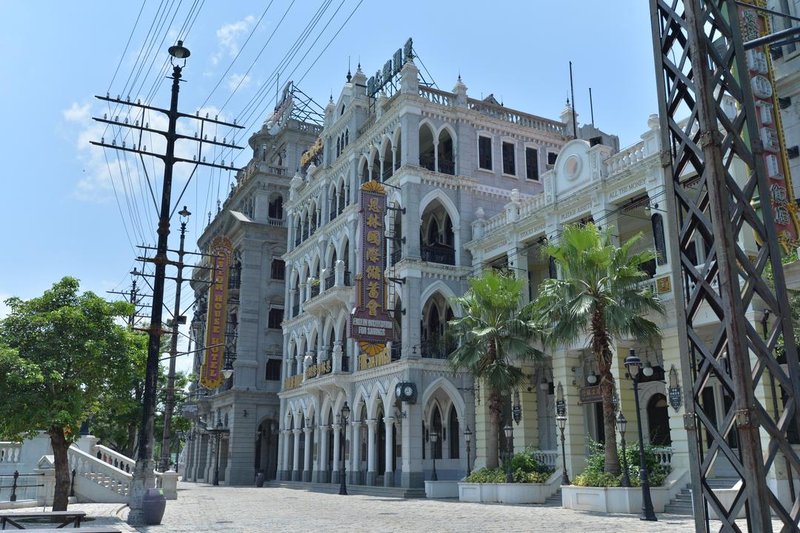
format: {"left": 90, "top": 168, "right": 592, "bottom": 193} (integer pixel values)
{"left": 543, "top": 488, "right": 562, "bottom": 507}
{"left": 266, "top": 480, "right": 426, "bottom": 499}
{"left": 706, "top": 477, "right": 739, "bottom": 489}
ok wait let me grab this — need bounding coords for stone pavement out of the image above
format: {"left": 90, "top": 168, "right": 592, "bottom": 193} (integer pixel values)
{"left": 53, "top": 482, "right": 787, "bottom": 532}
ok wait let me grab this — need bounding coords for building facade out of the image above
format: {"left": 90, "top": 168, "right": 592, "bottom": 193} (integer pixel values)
{"left": 275, "top": 51, "right": 575, "bottom": 488}
{"left": 183, "top": 88, "right": 322, "bottom": 486}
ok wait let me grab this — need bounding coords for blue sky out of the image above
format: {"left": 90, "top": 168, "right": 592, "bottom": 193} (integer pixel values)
{"left": 0, "top": 1, "right": 655, "bottom": 370}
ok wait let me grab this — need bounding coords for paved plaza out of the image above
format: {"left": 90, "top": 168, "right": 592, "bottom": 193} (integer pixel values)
{"left": 39, "top": 481, "right": 785, "bottom": 532}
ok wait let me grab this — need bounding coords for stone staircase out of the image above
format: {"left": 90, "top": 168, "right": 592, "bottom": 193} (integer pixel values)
{"left": 663, "top": 477, "right": 739, "bottom": 515}
{"left": 266, "top": 480, "right": 427, "bottom": 499}
{"left": 543, "top": 487, "right": 562, "bottom": 507}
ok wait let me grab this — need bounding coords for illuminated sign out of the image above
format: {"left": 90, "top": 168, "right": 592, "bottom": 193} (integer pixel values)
{"left": 740, "top": 1, "right": 800, "bottom": 250}
{"left": 200, "top": 235, "right": 232, "bottom": 389}
{"left": 367, "top": 38, "right": 413, "bottom": 98}
{"left": 349, "top": 181, "right": 392, "bottom": 358}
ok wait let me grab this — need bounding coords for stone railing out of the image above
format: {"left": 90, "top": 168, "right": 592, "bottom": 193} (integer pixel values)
{"left": 418, "top": 86, "right": 453, "bottom": 107}
{"left": 93, "top": 444, "right": 135, "bottom": 474}
{"left": 467, "top": 97, "right": 566, "bottom": 136}
{"left": 605, "top": 140, "right": 648, "bottom": 175}
{"left": 0, "top": 442, "right": 21, "bottom": 464}
{"left": 651, "top": 446, "right": 673, "bottom": 469}
{"left": 68, "top": 446, "right": 132, "bottom": 501}
{"left": 532, "top": 449, "right": 559, "bottom": 470}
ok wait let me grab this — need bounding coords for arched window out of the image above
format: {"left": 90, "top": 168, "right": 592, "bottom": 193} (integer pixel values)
{"left": 419, "top": 124, "right": 435, "bottom": 171}
{"left": 438, "top": 129, "right": 455, "bottom": 175}
{"left": 269, "top": 195, "right": 283, "bottom": 220}
{"left": 431, "top": 406, "right": 443, "bottom": 459}
{"left": 647, "top": 394, "right": 671, "bottom": 446}
{"left": 449, "top": 406, "right": 460, "bottom": 459}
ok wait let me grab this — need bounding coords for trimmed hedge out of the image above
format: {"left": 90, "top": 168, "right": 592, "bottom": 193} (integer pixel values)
{"left": 573, "top": 440, "right": 670, "bottom": 487}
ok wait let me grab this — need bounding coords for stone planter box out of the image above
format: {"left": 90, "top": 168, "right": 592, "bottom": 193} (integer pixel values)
{"left": 562, "top": 485, "right": 671, "bottom": 513}
{"left": 424, "top": 480, "right": 460, "bottom": 499}
{"left": 458, "top": 481, "right": 554, "bottom": 504}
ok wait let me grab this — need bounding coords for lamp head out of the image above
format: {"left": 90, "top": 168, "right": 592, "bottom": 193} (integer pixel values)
{"left": 616, "top": 411, "right": 627, "bottom": 434}
{"left": 430, "top": 431, "right": 439, "bottom": 443}
{"left": 168, "top": 40, "right": 191, "bottom": 61}
{"left": 556, "top": 415, "right": 566, "bottom": 430}
{"left": 624, "top": 350, "right": 641, "bottom": 378}
{"left": 464, "top": 425, "right": 472, "bottom": 443}
{"left": 179, "top": 205, "right": 192, "bottom": 224}
{"left": 503, "top": 424, "right": 513, "bottom": 439}
{"left": 341, "top": 401, "right": 350, "bottom": 423}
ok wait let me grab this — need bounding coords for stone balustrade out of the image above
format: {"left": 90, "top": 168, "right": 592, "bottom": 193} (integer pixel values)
{"left": 532, "top": 449, "right": 559, "bottom": 469}
{"left": 0, "top": 442, "right": 21, "bottom": 464}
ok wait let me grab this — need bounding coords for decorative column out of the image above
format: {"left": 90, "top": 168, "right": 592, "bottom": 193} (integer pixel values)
{"left": 303, "top": 426, "right": 314, "bottom": 482}
{"left": 332, "top": 423, "right": 341, "bottom": 484}
{"left": 292, "top": 429, "right": 301, "bottom": 481}
{"left": 350, "top": 420, "right": 361, "bottom": 485}
{"left": 314, "top": 425, "right": 328, "bottom": 483}
{"left": 333, "top": 341, "right": 343, "bottom": 373}
{"left": 279, "top": 430, "right": 290, "bottom": 481}
{"left": 383, "top": 416, "right": 395, "bottom": 487}
{"left": 366, "top": 419, "right": 378, "bottom": 486}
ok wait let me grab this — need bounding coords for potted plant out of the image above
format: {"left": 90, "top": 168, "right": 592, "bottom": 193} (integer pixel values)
{"left": 458, "top": 449, "right": 557, "bottom": 504}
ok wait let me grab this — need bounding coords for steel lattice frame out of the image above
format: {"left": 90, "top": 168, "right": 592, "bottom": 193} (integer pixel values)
{"left": 650, "top": 0, "right": 800, "bottom": 531}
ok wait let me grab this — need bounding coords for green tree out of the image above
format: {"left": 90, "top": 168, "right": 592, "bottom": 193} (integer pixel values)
{"left": 0, "top": 277, "right": 143, "bottom": 510}
{"left": 533, "top": 224, "right": 663, "bottom": 474}
{"left": 448, "top": 270, "right": 543, "bottom": 468}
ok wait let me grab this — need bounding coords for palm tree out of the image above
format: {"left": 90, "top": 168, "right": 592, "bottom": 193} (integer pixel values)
{"left": 448, "top": 270, "right": 542, "bottom": 468}
{"left": 533, "top": 223, "right": 663, "bottom": 475}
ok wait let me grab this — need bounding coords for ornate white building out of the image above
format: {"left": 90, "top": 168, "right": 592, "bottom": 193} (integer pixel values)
{"left": 183, "top": 85, "right": 322, "bottom": 486}
{"left": 275, "top": 46, "right": 582, "bottom": 489}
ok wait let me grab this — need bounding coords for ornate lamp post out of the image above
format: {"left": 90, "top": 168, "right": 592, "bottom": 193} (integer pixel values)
{"left": 503, "top": 424, "right": 514, "bottom": 483}
{"left": 624, "top": 351, "right": 657, "bottom": 521}
{"left": 339, "top": 401, "right": 350, "bottom": 495}
{"left": 430, "top": 432, "right": 439, "bottom": 481}
{"left": 616, "top": 412, "right": 631, "bottom": 487}
{"left": 207, "top": 420, "right": 229, "bottom": 486}
{"left": 556, "top": 415, "right": 570, "bottom": 485}
{"left": 464, "top": 426, "right": 472, "bottom": 476}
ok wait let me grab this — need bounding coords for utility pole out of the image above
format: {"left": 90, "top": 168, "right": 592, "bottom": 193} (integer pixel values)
{"left": 650, "top": 1, "right": 800, "bottom": 530}
{"left": 91, "top": 41, "right": 242, "bottom": 525}
{"left": 159, "top": 206, "right": 190, "bottom": 472}
{"left": 108, "top": 275, "right": 140, "bottom": 328}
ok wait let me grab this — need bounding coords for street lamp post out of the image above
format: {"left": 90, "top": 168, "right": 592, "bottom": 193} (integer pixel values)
{"left": 430, "top": 432, "right": 439, "bottom": 481}
{"left": 127, "top": 40, "right": 191, "bottom": 526}
{"left": 617, "top": 412, "right": 631, "bottom": 488}
{"left": 464, "top": 426, "right": 472, "bottom": 476}
{"left": 207, "top": 420, "right": 229, "bottom": 486}
{"left": 624, "top": 351, "right": 657, "bottom": 522}
{"left": 160, "top": 206, "right": 191, "bottom": 473}
{"left": 504, "top": 424, "right": 514, "bottom": 483}
{"left": 339, "top": 402, "right": 350, "bottom": 495}
{"left": 556, "top": 415, "right": 570, "bottom": 485}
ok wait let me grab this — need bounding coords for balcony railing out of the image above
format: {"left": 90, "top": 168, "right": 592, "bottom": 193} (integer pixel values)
{"left": 310, "top": 283, "right": 320, "bottom": 298}
{"left": 344, "top": 270, "right": 352, "bottom": 286}
{"left": 292, "top": 303, "right": 300, "bottom": 318}
{"left": 420, "top": 154, "right": 435, "bottom": 172}
{"left": 438, "top": 160, "right": 455, "bottom": 175}
{"left": 420, "top": 339, "right": 454, "bottom": 359}
{"left": 421, "top": 245, "right": 455, "bottom": 265}
{"left": 390, "top": 248, "right": 402, "bottom": 266}
{"left": 324, "top": 271, "right": 335, "bottom": 290}
{"left": 390, "top": 342, "right": 402, "bottom": 361}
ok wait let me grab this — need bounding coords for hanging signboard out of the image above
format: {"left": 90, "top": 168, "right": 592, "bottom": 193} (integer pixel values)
{"left": 349, "top": 181, "right": 392, "bottom": 361}
{"left": 739, "top": 1, "right": 800, "bottom": 251}
{"left": 200, "top": 235, "right": 232, "bottom": 389}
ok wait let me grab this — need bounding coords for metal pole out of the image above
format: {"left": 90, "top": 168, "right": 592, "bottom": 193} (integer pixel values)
{"left": 431, "top": 440, "right": 438, "bottom": 481}
{"left": 213, "top": 433, "right": 220, "bottom": 486}
{"left": 466, "top": 439, "right": 471, "bottom": 476}
{"left": 70, "top": 469, "right": 76, "bottom": 497}
{"left": 632, "top": 377, "right": 656, "bottom": 521}
{"left": 129, "top": 61, "right": 183, "bottom": 523}
{"left": 559, "top": 427, "right": 570, "bottom": 486}
{"left": 620, "top": 431, "right": 631, "bottom": 488}
{"left": 160, "top": 216, "right": 188, "bottom": 472}
{"left": 339, "top": 423, "right": 348, "bottom": 495}
{"left": 10, "top": 470, "right": 18, "bottom": 502}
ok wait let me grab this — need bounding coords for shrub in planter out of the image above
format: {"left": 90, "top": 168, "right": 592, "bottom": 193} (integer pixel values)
{"left": 466, "top": 450, "right": 553, "bottom": 483}
{"left": 573, "top": 440, "right": 670, "bottom": 487}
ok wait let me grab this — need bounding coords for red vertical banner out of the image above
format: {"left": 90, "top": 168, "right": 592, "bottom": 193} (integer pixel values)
{"left": 740, "top": 1, "right": 800, "bottom": 250}
{"left": 200, "top": 235, "right": 232, "bottom": 389}
{"left": 349, "top": 181, "right": 392, "bottom": 358}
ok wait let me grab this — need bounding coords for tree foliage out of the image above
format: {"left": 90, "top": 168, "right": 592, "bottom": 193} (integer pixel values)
{"left": 0, "top": 277, "right": 144, "bottom": 510}
{"left": 448, "top": 270, "right": 543, "bottom": 468}
{"left": 533, "top": 224, "right": 663, "bottom": 475}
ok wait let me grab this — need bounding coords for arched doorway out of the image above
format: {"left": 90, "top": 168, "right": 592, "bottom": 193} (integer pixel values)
{"left": 255, "top": 419, "right": 279, "bottom": 480}
{"left": 647, "top": 393, "right": 671, "bottom": 446}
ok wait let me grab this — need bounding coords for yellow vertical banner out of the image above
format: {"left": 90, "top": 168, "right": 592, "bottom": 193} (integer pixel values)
{"left": 200, "top": 235, "right": 233, "bottom": 389}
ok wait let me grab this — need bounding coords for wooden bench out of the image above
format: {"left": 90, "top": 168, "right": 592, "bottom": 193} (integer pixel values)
{"left": 21, "top": 529, "right": 119, "bottom": 533}
{"left": 0, "top": 510, "right": 86, "bottom": 529}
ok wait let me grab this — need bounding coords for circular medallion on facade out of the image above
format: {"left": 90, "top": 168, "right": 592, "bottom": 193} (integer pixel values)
{"left": 565, "top": 154, "right": 581, "bottom": 181}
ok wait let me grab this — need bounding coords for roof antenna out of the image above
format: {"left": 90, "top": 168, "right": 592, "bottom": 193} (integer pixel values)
{"left": 589, "top": 87, "right": 595, "bottom": 127}
{"left": 569, "top": 61, "right": 577, "bottom": 139}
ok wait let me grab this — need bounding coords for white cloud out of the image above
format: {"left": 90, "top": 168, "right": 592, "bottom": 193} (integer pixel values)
{"left": 227, "top": 73, "right": 251, "bottom": 92}
{"left": 212, "top": 15, "right": 255, "bottom": 65}
{"left": 63, "top": 102, "right": 91, "bottom": 122}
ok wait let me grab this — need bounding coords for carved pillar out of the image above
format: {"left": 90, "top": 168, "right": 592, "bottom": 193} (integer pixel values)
{"left": 383, "top": 416, "right": 395, "bottom": 487}
{"left": 303, "top": 426, "right": 313, "bottom": 482}
{"left": 280, "top": 429, "right": 291, "bottom": 480}
{"left": 366, "top": 419, "right": 378, "bottom": 485}
{"left": 291, "top": 429, "right": 301, "bottom": 481}
{"left": 332, "top": 423, "right": 341, "bottom": 484}
{"left": 350, "top": 420, "right": 361, "bottom": 485}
